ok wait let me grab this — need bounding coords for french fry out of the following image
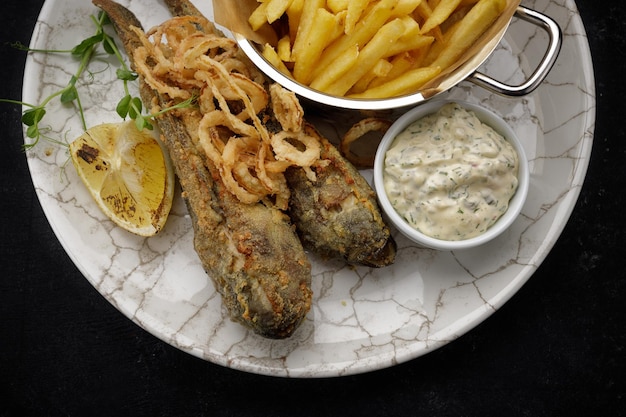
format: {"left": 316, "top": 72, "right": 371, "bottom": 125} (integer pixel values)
{"left": 391, "top": 0, "right": 425, "bottom": 17}
{"left": 309, "top": 44, "right": 360, "bottom": 92}
{"left": 248, "top": 2, "right": 270, "bottom": 31}
{"left": 261, "top": 43, "right": 292, "bottom": 76}
{"left": 323, "top": 18, "right": 406, "bottom": 96}
{"left": 348, "top": 66, "right": 442, "bottom": 98}
{"left": 389, "top": 34, "right": 434, "bottom": 57}
{"left": 247, "top": 0, "right": 510, "bottom": 99}
{"left": 421, "top": 18, "right": 461, "bottom": 65}
{"left": 420, "top": 0, "right": 463, "bottom": 34}
{"left": 327, "top": 0, "right": 349, "bottom": 14}
{"left": 398, "top": 14, "right": 421, "bottom": 35}
{"left": 286, "top": 0, "right": 304, "bottom": 40}
{"left": 290, "top": 0, "right": 325, "bottom": 62}
{"left": 351, "top": 58, "right": 395, "bottom": 93}
{"left": 413, "top": 1, "right": 444, "bottom": 41}
{"left": 429, "top": 0, "right": 506, "bottom": 69}
{"left": 414, "top": 0, "right": 433, "bottom": 21}
{"left": 277, "top": 34, "right": 292, "bottom": 62}
{"left": 383, "top": 16, "right": 434, "bottom": 57}
{"left": 439, "top": 3, "right": 475, "bottom": 32}
{"left": 293, "top": 8, "right": 343, "bottom": 84}
{"left": 309, "top": 0, "right": 399, "bottom": 82}
{"left": 345, "top": 0, "right": 370, "bottom": 35}
{"left": 265, "top": 0, "right": 294, "bottom": 24}
{"left": 372, "top": 59, "right": 395, "bottom": 77}
{"left": 331, "top": 10, "right": 349, "bottom": 39}
{"left": 367, "top": 52, "right": 417, "bottom": 89}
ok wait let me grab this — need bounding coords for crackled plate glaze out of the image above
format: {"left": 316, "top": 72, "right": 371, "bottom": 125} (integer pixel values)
{"left": 23, "top": 0, "right": 595, "bottom": 377}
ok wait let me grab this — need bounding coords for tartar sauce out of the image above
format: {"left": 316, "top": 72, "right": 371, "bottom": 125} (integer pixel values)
{"left": 383, "top": 103, "right": 519, "bottom": 241}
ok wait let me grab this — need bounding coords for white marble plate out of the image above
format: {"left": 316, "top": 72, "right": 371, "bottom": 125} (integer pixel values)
{"left": 23, "top": 0, "right": 595, "bottom": 377}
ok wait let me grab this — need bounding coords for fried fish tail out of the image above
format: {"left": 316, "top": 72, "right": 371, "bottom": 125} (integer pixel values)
{"left": 162, "top": 0, "right": 205, "bottom": 20}
{"left": 93, "top": 0, "right": 312, "bottom": 339}
{"left": 286, "top": 125, "right": 396, "bottom": 268}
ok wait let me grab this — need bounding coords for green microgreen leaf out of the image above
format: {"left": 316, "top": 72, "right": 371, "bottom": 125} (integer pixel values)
{"left": 116, "top": 94, "right": 131, "bottom": 119}
{"left": 3, "top": 9, "right": 197, "bottom": 152}
{"left": 71, "top": 33, "right": 103, "bottom": 56}
{"left": 101, "top": 32, "right": 116, "bottom": 55}
{"left": 134, "top": 114, "right": 153, "bottom": 132}
{"left": 128, "top": 96, "right": 143, "bottom": 120}
{"left": 116, "top": 68, "right": 138, "bottom": 82}
{"left": 26, "top": 124, "right": 40, "bottom": 139}
{"left": 61, "top": 77, "right": 79, "bottom": 103}
{"left": 22, "top": 107, "right": 46, "bottom": 127}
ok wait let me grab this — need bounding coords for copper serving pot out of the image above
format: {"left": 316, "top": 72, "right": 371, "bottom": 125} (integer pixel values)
{"left": 235, "top": 6, "right": 562, "bottom": 111}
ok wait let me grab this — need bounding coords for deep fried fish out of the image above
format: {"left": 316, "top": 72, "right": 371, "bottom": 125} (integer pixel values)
{"left": 93, "top": 0, "right": 312, "bottom": 339}
{"left": 285, "top": 128, "right": 396, "bottom": 267}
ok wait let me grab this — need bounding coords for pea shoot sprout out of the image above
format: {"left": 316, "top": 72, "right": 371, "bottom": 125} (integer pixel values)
{"left": 1, "top": 11, "right": 194, "bottom": 150}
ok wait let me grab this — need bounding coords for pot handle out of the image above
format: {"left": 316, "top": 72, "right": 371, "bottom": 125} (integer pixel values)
{"left": 468, "top": 6, "right": 562, "bottom": 96}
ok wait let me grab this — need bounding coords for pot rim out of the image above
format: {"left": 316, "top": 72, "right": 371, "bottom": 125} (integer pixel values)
{"left": 235, "top": 6, "right": 561, "bottom": 110}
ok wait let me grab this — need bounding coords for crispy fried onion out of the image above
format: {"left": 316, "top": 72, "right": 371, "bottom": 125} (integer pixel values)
{"left": 340, "top": 118, "right": 392, "bottom": 168}
{"left": 131, "top": 16, "right": 322, "bottom": 209}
